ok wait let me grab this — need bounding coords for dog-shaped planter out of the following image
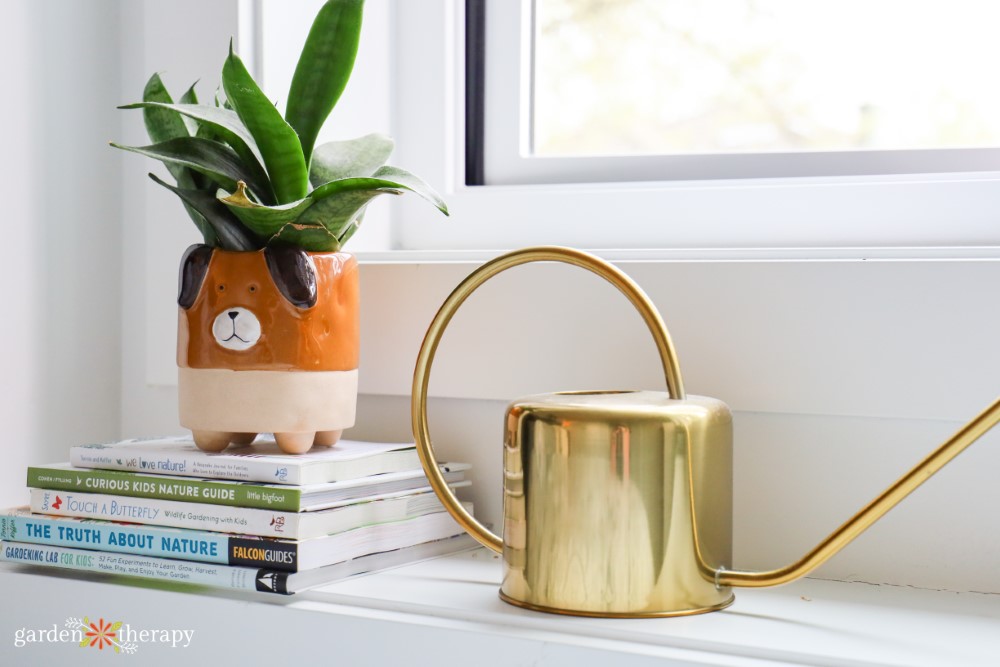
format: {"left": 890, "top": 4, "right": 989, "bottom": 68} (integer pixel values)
{"left": 177, "top": 245, "right": 359, "bottom": 454}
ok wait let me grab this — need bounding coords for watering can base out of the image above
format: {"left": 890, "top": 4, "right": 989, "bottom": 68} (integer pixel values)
{"left": 498, "top": 590, "right": 736, "bottom": 618}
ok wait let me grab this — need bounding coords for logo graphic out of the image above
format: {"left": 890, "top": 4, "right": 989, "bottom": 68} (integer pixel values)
{"left": 13, "top": 617, "right": 194, "bottom": 653}
{"left": 51, "top": 496, "right": 63, "bottom": 510}
{"left": 65, "top": 617, "right": 134, "bottom": 654}
{"left": 274, "top": 467, "right": 288, "bottom": 482}
{"left": 269, "top": 516, "right": 285, "bottom": 532}
{"left": 257, "top": 572, "right": 278, "bottom": 591}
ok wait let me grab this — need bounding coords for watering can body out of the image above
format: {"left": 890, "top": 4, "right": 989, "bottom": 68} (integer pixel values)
{"left": 501, "top": 391, "right": 733, "bottom": 616}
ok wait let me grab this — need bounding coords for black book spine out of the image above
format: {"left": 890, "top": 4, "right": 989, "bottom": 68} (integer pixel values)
{"left": 253, "top": 569, "right": 291, "bottom": 595}
{"left": 229, "top": 536, "right": 299, "bottom": 572}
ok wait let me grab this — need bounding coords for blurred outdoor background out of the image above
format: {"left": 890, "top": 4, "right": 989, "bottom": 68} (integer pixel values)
{"left": 534, "top": 0, "right": 1000, "bottom": 155}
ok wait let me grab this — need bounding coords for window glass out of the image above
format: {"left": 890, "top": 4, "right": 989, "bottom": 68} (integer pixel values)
{"left": 533, "top": 0, "right": 1000, "bottom": 157}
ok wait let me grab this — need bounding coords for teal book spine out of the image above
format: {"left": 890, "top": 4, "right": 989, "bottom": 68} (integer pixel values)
{"left": 27, "top": 466, "right": 303, "bottom": 512}
{"left": 0, "top": 512, "right": 230, "bottom": 564}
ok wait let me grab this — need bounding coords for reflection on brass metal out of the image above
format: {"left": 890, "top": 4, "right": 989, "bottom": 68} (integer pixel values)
{"left": 500, "top": 390, "right": 733, "bottom": 616}
{"left": 411, "top": 245, "right": 1000, "bottom": 617}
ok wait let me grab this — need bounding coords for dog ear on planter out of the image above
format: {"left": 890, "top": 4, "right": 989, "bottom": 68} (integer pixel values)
{"left": 264, "top": 246, "right": 318, "bottom": 309}
{"left": 178, "top": 244, "right": 214, "bottom": 310}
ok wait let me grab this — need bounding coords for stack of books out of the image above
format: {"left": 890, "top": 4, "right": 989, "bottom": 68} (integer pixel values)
{"left": 0, "top": 437, "right": 474, "bottom": 594}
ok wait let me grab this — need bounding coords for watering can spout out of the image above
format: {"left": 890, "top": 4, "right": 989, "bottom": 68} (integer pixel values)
{"left": 716, "top": 396, "right": 1000, "bottom": 588}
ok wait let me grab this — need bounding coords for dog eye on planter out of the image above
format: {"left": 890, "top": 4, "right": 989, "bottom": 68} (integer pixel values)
{"left": 217, "top": 284, "right": 226, "bottom": 292}
{"left": 248, "top": 284, "right": 258, "bottom": 294}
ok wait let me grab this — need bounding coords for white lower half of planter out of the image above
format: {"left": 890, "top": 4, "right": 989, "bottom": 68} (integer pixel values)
{"left": 178, "top": 367, "right": 358, "bottom": 433}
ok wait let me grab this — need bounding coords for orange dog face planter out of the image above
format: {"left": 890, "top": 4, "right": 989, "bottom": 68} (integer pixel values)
{"left": 176, "top": 245, "right": 359, "bottom": 454}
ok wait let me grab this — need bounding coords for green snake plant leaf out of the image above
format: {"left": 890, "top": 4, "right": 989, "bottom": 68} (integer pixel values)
{"left": 178, "top": 82, "right": 200, "bottom": 134}
{"left": 121, "top": 103, "right": 262, "bottom": 163}
{"left": 273, "top": 189, "right": 391, "bottom": 250}
{"left": 219, "top": 176, "right": 401, "bottom": 237}
{"left": 141, "top": 74, "right": 188, "bottom": 145}
{"left": 118, "top": 102, "right": 275, "bottom": 203}
{"left": 336, "top": 211, "right": 365, "bottom": 246}
{"left": 271, "top": 224, "right": 343, "bottom": 252}
{"left": 370, "top": 165, "right": 449, "bottom": 215}
{"left": 223, "top": 42, "right": 308, "bottom": 203}
{"left": 138, "top": 73, "right": 197, "bottom": 190}
{"left": 298, "top": 178, "right": 401, "bottom": 228}
{"left": 217, "top": 182, "right": 316, "bottom": 237}
{"left": 150, "top": 174, "right": 258, "bottom": 251}
{"left": 309, "top": 133, "right": 394, "bottom": 187}
{"left": 286, "top": 0, "right": 365, "bottom": 163}
{"left": 218, "top": 176, "right": 402, "bottom": 250}
{"left": 112, "top": 136, "right": 270, "bottom": 201}
{"left": 214, "top": 86, "right": 233, "bottom": 110}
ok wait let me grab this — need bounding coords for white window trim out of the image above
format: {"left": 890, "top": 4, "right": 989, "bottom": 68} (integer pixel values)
{"left": 391, "top": 0, "right": 1000, "bottom": 254}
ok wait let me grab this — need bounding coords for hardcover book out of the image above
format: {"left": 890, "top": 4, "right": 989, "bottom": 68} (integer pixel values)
{"left": 70, "top": 437, "right": 421, "bottom": 485}
{"left": 0, "top": 533, "right": 478, "bottom": 594}
{"left": 30, "top": 482, "right": 469, "bottom": 540}
{"left": 28, "top": 463, "right": 469, "bottom": 512}
{"left": 1, "top": 506, "right": 471, "bottom": 572}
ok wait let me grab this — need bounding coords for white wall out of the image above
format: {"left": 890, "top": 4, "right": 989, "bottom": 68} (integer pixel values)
{"left": 0, "top": 1, "right": 42, "bottom": 508}
{"left": 0, "top": 0, "right": 123, "bottom": 508}
{"left": 118, "top": 0, "right": 243, "bottom": 436}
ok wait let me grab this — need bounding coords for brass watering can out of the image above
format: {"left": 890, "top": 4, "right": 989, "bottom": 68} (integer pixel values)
{"left": 412, "top": 246, "right": 1000, "bottom": 618}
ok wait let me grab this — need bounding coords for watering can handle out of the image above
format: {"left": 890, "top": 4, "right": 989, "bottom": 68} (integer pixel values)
{"left": 411, "top": 246, "right": 685, "bottom": 553}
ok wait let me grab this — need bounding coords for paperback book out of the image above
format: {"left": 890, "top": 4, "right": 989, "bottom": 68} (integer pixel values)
{"left": 0, "top": 533, "right": 478, "bottom": 594}
{"left": 28, "top": 463, "right": 469, "bottom": 512}
{"left": 30, "top": 483, "right": 468, "bottom": 540}
{"left": 70, "top": 437, "right": 421, "bottom": 485}
{"left": 2, "top": 506, "right": 471, "bottom": 572}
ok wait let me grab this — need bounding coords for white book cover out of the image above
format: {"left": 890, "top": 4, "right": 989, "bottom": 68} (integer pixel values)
{"left": 70, "top": 436, "right": 421, "bottom": 485}
{"left": 0, "top": 534, "right": 478, "bottom": 595}
{"left": 30, "top": 482, "right": 469, "bottom": 540}
{"left": 293, "top": 504, "right": 472, "bottom": 570}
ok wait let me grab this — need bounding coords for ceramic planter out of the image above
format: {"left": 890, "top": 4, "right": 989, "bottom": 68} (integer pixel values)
{"left": 176, "top": 245, "right": 359, "bottom": 454}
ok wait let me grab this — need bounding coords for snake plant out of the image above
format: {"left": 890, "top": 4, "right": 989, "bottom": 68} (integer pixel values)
{"left": 113, "top": 0, "right": 447, "bottom": 252}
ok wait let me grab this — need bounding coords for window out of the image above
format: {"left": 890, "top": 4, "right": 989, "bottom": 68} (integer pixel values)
{"left": 391, "top": 0, "right": 1000, "bottom": 253}
{"left": 487, "top": 0, "right": 1000, "bottom": 185}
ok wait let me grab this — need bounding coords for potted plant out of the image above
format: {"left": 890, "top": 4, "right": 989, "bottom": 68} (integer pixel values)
{"left": 113, "top": 0, "right": 447, "bottom": 453}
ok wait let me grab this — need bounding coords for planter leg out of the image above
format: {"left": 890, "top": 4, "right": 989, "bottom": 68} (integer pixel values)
{"left": 275, "top": 432, "right": 315, "bottom": 454}
{"left": 231, "top": 432, "right": 258, "bottom": 445}
{"left": 314, "top": 430, "right": 343, "bottom": 447}
{"left": 192, "top": 430, "right": 235, "bottom": 452}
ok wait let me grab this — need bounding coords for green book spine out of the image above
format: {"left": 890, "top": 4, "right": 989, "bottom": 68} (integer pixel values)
{"left": 26, "top": 466, "right": 302, "bottom": 512}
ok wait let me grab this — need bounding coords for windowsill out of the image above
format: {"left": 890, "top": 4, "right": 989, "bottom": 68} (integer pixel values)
{"left": 355, "top": 245, "right": 1000, "bottom": 264}
{"left": 3, "top": 549, "right": 998, "bottom": 665}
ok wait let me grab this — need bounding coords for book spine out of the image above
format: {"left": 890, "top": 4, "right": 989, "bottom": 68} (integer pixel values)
{"left": 69, "top": 446, "right": 303, "bottom": 485}
{"left": 30, "top": 489, "right": 303, "bottom": 539}
{"left": 0, "top": 541, "right": 293, "bottom": 594}
{"left": 1, "top": 513, "right": 302, "bottom": 571}
{"left": 27, "top": 466, "right": 303, "bottom": 512}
